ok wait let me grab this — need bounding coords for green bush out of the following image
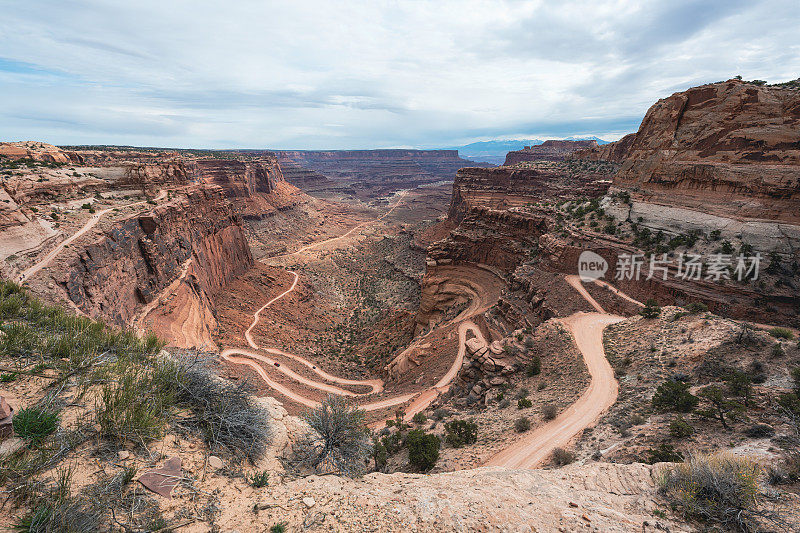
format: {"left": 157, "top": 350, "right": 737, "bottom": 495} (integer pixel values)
{"left": 652, "top": 380, "right": 699, "bottom": 413}
{"left": 658, "top": 453, "right": 760, "bottom": 530}
{"left": 301, "top": 394, "right": 369, "bottom": 476}
{"left": 444, "top": 419, "right": 477, "bottom": 448}
{"left": 686, "top": 302, "right": 708, "bottom": 314}
{"left": 411, "top": 412, "right": 427, "bottom": 425}
{"left": 669, "top": 416, "right": 694, "bottom": 438}
{"left": 13, "top": 407, "right": 59, "bottom": 444}
{"left": 526, "top": 356, "right": 541, "bottom": 377}
{"left": 517, "top": 398, "right": 532, "bottom": 409}
{"left": 270, "top": 522, "right": 288, "bottom": 533}
{"left": 551, "top": 447, "right": 574, "bottom": 466}
{"left": 249, "top": 470, "right": 270, "bottom": 488}
{"left": 646, "top": 443, "right": 684, "bottom": 464}
{"left": 640, "top": 299, "right": 661, "bottom": 319}
{"left": 406, "top": 429, "right": 440, "bottom": 471}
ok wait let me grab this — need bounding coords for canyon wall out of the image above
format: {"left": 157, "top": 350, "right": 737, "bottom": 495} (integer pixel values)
{"left": 612, "top": 79, "right": 800, "bottom": 222}
{"left": 449, "top": 165, "right": 613, "bottom": 221}
{"left": 503, "top": 139, "right": 598, "bottom": 165}
{"left": 196, "top": 157, "right": 307, "bottom": 219}
{"left": 423, "top": 79, "right": 800, "bottom": 329}
{"left": 62, "top": 185, "right": 253, "bottom": 328}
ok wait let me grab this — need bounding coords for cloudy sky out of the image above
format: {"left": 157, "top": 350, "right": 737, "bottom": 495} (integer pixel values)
{"left": 1, "top": 0, "right": 798, "bottom": 149}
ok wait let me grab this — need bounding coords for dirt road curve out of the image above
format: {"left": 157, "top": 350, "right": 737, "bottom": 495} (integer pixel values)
{"left": 20, "top": 190, "right": 167, "bottom": 283}
{"left": 484, "top": 311, "right": 623, "bottom": 468}
{"left": 220, "top": 192, "right": 497, "bottom": 420}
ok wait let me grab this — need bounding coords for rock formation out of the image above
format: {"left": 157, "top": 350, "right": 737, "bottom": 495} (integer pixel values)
{"left": 63, "top": 185, "right": 253, "bottom": 328}
{"left": 573, "top": 133, "right": 636, "bottom": 162}
{"left": 604, "top": 79, "right": 800, "bottom": 254}
{"left": 449, "top": 166, "right": 612, "bottom": 221}
{"left": 503, "top": 139, "right": 599, "bottom": 165}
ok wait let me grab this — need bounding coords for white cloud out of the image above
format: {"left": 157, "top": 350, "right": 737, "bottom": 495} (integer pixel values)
{"left": 0, "top": 0, "right": 797, "bottom": 148}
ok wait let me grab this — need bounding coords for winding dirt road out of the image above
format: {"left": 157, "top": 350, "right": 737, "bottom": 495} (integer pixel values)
{"left": 220, "top": 191, "right": 496, "bottom": 420}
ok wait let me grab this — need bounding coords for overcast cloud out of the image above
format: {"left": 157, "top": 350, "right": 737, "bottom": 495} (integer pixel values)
{"left": 1, "top": 0, "right": 798, "bottom": 149}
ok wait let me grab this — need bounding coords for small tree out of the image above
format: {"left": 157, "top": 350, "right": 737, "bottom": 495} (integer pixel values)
{"left": 696, "top": 386, "right": 742, "bottom": 429}
{"left": 652, "top": 380, "right": 699, "bottom": 413}
{"left": 669, "top": 416, "right": 694, "bottom": 438}
{"left": 406, "top": 429, "right": 440, "bottom": 471}
{"left": 725, "top": 370, "right": 752, "bottom": 408}
{"left": 526, "top": 356, "right": 541, "bottom": 377}
{"left": 640, "top": 299, "right": 661, "bottom": 319}
{"left": 444, "top": 419, "right": 477, "bottom": 448}
{"left": 301, "top": 395, "right": 370, "bottom": 476}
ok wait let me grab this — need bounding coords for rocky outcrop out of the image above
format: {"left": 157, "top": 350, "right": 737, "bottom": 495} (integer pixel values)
{"left": 612, "top": 79, "right": 800, "bottom": 226}
{"left": 449, "top": 166, "right": 612, "bottom": 221}
{"left": 431, "top": 207, "right": 549, "bottom": 270}
{"left": 120, "top": 160, "right": 197, "bottom": 192}
{"left": 196, "top": 157, "right": 306, "bottom": 219}
{"left": 504, "top": 139, "right": 599, "bottom": 165}
{"left": 573, "top": 133, "right": 636, "bottom": 162}
{"left": 0, "top": 141, "right": 72, "bottom": 163}
{"left": 63, "top": 185, "right": 253, "bottom": 327}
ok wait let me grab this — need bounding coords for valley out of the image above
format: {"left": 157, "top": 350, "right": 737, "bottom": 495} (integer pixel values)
{"left": 1, "top": 78, "right": 799, "bottom": 532}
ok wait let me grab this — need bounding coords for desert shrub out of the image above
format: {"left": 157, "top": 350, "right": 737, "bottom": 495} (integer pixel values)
{"left": 405, "top": 429, "right": 440, "bottom": 471}
{"left": 499, "top": 398, "right": 511, "bottom": 408}
{"left": 372, "top": 437, "right": 388, "bottom": 471}
{"left": 770, "top": 327, "right": 794, "bottom": 340}
{"left": 249, "top": 471, "right": 270, "bottom": 488}
{"left": 514, "top": 416, "right": 531, "bottom": 432}
{"left": 771, "top": 343, "right": 784, "bottom": 358}
{"left": 668, "top": 416, "right": 694, "bottom": 438}
{"left": 411, "top": 412, "right": 427, "bottom": 425}
{"left": 652, "top": 379, "right": 699, "bottom": 413}
{"left": 96, "top": 363, "right": 177, "bottom": 444}
{"left": 743, "top": 423, "right": 774, "bottom": 438}
{"left": 551, "top": 447, "right": 574, "bottom": 466}
{"left": 629, "top": 414, "right": 645, "bottom": 426}
{"left": 725, "top": 370, "right": 753, "bottom": 407}
{"left": 646, "top": 443, "right": 684, "bottom": 464}
{"left": 444, "top": 419, "right": 477, "bottom": 448}
{"left": 658, "top": 453, "right": 761, "bottom": 530}
{"left": 686, "top": 302, "right": 708, "bottom": 314}
{"left": 300, "top": 394, "right": 369, "bottom": 476}
{"left": 640, "top": 299, "right": 661, "bottom": 319}
{"left": 542, "top": 404, "right": 558, "bottom": 420}
{"left": 517, "top": 398, "right": 532, "bottom": 409}
{"left": 432, "top": 408, "right": 451, "bottom": 421}
{"left": 526, "top": 356, "right": 541, "bottom": 377}
{"left": 270, "top": 522, "right": 288, "bottom": 533}
{"left": 13, "top": 407, "right": 59, "bottom": 445}
{"left": 515, "top": 387, "right": 530, "bottom": 400}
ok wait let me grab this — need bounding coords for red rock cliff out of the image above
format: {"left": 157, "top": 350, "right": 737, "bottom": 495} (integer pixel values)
{"left": 504, "top": 140, "right": 599, "bottom": 165}
{"left": 63, "top": 185, "right": 253, "bottom": 327}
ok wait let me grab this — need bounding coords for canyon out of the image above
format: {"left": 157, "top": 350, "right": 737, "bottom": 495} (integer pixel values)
{"left": 2, "top": 78, "right": 800, "bottom": 533}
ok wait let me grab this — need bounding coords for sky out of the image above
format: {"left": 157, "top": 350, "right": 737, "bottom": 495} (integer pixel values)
{"left": 1, "top": 0, "right": 798, "bottom": 150}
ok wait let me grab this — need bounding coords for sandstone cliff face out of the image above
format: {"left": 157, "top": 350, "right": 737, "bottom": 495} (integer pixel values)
{"left": 196, "top": 157, "right": 305, "bottom": 219}
{"left": 613, "top": 79, "right": 800, "bottom": 225}
{"left": 503, "top": 139, "right": 598, "bottom": 165}
{"left": 63, "top": 185, "right": 253, "bottom": 327}
{"left": 449, "top": 166, "right": 612, "bottom": 221}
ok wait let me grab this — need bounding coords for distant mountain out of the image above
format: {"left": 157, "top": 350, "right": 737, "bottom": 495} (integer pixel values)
{"left": 453, "top": 137, "right": 609, "bottom": 164}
